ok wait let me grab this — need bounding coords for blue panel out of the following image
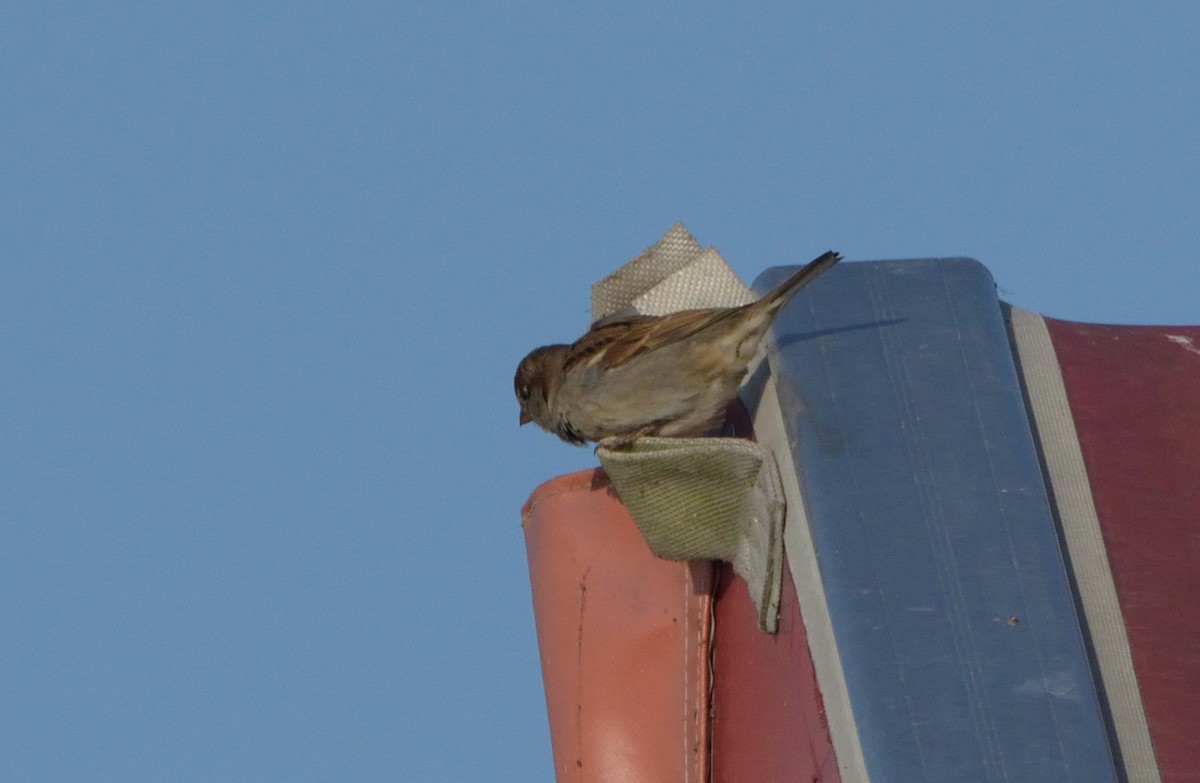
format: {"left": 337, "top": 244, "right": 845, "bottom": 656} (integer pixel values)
{"left": 756, "top": 259, "right": 1117, "bottom": 783}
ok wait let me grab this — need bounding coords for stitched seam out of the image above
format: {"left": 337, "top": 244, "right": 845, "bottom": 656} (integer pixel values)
{"left": 683, "top": 562, "right": 692, "bottom": 783}
{"left": 520, "top": 479, "right": 605, "bottom": 524}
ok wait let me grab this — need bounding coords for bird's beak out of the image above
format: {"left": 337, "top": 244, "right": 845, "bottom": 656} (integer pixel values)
{"left": 519, "top": 410, "right": 532, "bottom": 426}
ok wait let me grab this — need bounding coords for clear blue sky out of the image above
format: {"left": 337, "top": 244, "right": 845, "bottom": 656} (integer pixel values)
{"left": 2, "top": 3, "right": 1197, "bottom": 780}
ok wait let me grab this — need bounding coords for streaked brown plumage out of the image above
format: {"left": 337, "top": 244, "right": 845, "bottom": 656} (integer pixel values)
{"left": 515, "top": 251, "right": 840, "bottom": 446}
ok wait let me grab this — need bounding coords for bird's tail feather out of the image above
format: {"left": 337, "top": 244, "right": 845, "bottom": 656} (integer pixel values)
{"left": 758, "top": 251, "right": 841, "bottom": 314}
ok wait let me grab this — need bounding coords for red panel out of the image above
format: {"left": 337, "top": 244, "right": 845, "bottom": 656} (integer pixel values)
{"left": 1046, "top": 320, "right": 1200, "bottom": 782}
{"left": 711, "top": 560, "right": 840, "bottom": 783}
{"left": 522, "top": 470, "right": 714, "bottom": 783}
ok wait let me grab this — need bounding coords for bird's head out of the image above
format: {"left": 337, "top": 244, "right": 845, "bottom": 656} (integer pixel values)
{"left": 514, "top": 344, "right": 569, "bottom": 431}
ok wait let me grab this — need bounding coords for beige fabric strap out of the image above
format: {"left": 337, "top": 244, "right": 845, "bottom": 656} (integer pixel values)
{"left": 591, "top": 223, "right": 784, "bottom": 632}
{"left": 1008, "top": 306, "right": 1161, "bottom": 783}
{"left": 599, "top": 436, "right": 784, "bottom": 632}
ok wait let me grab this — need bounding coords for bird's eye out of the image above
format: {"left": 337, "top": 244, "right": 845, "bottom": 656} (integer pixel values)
{"left": 518, "top": 385, "right": 530, "bottom": 400}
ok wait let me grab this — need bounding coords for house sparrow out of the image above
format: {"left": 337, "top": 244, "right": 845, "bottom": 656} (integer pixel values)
{"left": 515, "top": 251, "right": 840, "bottom": 446}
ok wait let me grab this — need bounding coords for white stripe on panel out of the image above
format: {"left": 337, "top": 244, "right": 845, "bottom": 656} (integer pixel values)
{"left": 1008, "top": 307, "right": 1161, "bottom": 783}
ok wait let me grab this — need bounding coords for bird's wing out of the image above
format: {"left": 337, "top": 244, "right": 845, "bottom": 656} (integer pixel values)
{"left": 563, "top": 307, "right": 732, "bottom": 372}
{"left": 565, "top": 251, "right": 840, "bottom": 373}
